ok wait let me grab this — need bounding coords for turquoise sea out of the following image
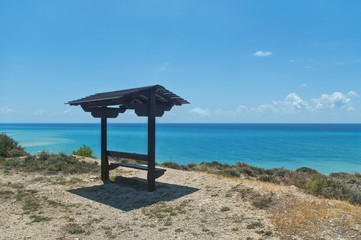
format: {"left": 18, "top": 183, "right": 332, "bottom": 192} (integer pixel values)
{"left": 1, "top": 123, "right": 360, "bottom": 174}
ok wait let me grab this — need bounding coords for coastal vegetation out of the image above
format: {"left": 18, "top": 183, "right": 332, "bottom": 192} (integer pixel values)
{"left": 159, "top": 161, "right": 361, "bottom": 205}
{"left": 1, "top": 133, "right": 360, "bottom": 206}
{"left": 72, "top": 144, "right": 94, "bottom": 158}
{"left": 0, "top": 151, "right": 99, "bottom": 175}
{"left": 0, "top": 133, "right": 27, "bottom": 158}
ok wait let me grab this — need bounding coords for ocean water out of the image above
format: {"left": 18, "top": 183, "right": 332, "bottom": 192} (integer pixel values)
{"left": 1, "top": 123, "right": 360, "bottom": 174}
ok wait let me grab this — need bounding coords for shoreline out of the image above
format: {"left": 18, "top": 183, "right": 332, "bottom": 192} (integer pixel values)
{"left": 2, "top": 123, "right": 361, "bottom": 175}
{"left": 1, "top": 123, "right": 361, "bottom": 175}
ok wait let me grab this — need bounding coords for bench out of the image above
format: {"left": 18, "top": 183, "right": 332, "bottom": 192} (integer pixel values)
{"left": 109, "top": 162, "right": 166, "bottom": 179}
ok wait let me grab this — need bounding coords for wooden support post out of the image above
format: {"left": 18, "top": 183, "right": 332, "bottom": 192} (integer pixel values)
{"left": 101, "top": 117, "right": 109, "bottom": 181}
{"left": 147, "top": 89, "right": 156, "bottom": 191}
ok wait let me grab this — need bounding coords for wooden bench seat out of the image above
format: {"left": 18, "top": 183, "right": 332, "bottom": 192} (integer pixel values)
{"left": 110, "top": 162, "right": 166, "bottom": 179}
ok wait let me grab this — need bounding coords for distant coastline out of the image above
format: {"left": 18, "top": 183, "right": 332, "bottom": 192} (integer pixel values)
{"left": 1, "top": 123, "right": 360, "bottom": 174}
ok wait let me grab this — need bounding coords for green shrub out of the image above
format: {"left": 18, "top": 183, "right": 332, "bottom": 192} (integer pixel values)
{"left": 221, "top": 168, "right": 241, "bottom": 177}
{"left": 1, "top": 151, "right": 99, "bottom": 174}
{"left": 0, "top": 133, "right": 26, "bottom": 157}
{"left": 296, "top": 167, "right": 319, "bottom": 175}
{"left": 29, "top": 214, "right": 51, "bottom": 223}
{"left": 258, "top": 174, "right": 275, "bottom": 182}
{"left": 72, "top": 145, "right": 94, "bottom": 158}
{"left": 220, "top": 206, "right": 230, "bottom": 212}
{"left": 161, "top": 162, "right": 189, "bottom": 170}
{"left": 264, "top": 169, "right": 275, "bottom": 175}
{"left": 306, "top": 175, "right": 326, "bottom": 195}
{"left": 247, "top": 222, "right": 263, "bottom": 229}
{"left": 68, "top": 224, "right": 85, "bottom": 234}
{"left": 237, "top": 167, "right": 255, "bottom": 177}
{"left": 252, "top": 193, "right": 273, "bottom": 209}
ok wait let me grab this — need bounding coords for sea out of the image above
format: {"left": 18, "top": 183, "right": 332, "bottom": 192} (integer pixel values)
{"left": 1, "top": 123, "right": 360, "bottom": 174}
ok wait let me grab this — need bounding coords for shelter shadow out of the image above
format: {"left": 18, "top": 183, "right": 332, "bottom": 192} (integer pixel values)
{"left": 68, "top": 176, "right": 199, "bottom": 212}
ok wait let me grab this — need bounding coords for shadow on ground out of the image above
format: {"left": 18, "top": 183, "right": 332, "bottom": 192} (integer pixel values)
{"left": 68, "top": 176, "right": 199, "bottom": 212}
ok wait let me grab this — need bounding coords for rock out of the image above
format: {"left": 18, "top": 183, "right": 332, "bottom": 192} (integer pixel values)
{"left": 351, "top": 224, "right": 360, "bottom": 231}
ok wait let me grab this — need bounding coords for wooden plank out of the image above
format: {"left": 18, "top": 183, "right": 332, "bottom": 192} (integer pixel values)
{"left": 107, "top": 150, "right": 148, "bottom": 162}
{"left": 91, "top": 111, "right": 119, "bottom": 118}
{"left": 132, "top": 98, "right": 143, "bottom": 104}
{"left": 82, "top": 105, "right": 126, "bottom": 118}
{"left": 139, "top": 94, "right": 149, "bottom": 100}
{"left": 109, "top": 162, "right": 166, "bottom": 179}
{"left": 82, "top": 105, "right": 126, "bottom": 113}
{"left": 109, "top": 162, "right": 165, "bottom": 172}
{"left": 155, "top": 93, "right": 171, "bottom": 103}
{"left": 68, "top": 85, "right": 189, "bottom": 107}
{"left": 148, "top": 88, "right": 156, "bottom": 191}
{"left": 131, "top": 103, "right": 172, "bottom": 117}
{"left": 101, "top": 117, "right": 109, "bottom": 180}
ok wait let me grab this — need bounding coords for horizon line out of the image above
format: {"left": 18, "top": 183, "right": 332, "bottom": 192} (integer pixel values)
{"left": 1, "top": 122, "right": 361, "bottom": 124}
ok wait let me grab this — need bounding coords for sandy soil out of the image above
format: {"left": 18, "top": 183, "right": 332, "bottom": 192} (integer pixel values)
{"left": 0, "top": 157, "right": 360, "bottom": 240}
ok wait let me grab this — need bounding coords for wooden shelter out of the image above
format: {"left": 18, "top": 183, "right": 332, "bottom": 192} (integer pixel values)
{"left": 67, "top": 85, "right": 189, "bottom": 191}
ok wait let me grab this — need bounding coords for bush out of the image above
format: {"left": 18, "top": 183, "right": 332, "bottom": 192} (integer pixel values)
{"left": 0, "top": 133, "right": 26, "bottom": 157}
{"left": 258, "top": 174, "right": 275, "bottom": 182}
{"left": 161, "top": 162, "right": 188, "bottom": 170}
{"left": 252, "top": 193, "right": 273, "bottom": 209}
{"left": 296, "top": 167, "right": 319, "bottom": 175}
{"left": 221, "top": 168, "right": 241, "bottom": 177}
{"left": 72, "top": 145, "right": 94, "bottom": 158}
{"left": 237, "top": 167, "right": 255, "bottom": 177}
{"left": 8, "top": 149, "right": 27, "bottom": 158}
{"left": 1, "top": 151, "right": 99, "bottom": 174}
{"left": 220, "top": 206, "right": 230, "bottom": 212}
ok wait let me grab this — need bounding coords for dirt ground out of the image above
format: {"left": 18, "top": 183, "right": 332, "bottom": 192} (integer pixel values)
{"left": 0, "top": 157, "right": 360, "bottom": 240}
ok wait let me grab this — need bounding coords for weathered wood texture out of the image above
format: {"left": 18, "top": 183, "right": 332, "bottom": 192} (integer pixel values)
{"left": 109, "top": 162, "right": 166, "bottom": 179}
{"left": 101, "top": 117, "right": 109, "bottom": 180}
{"left": 147, "top": 88, "right": 156, "bottom": 191}
{"left": 107, "top": 150, "right": 148, "bottom": 162}
{"left": 67, "top": 85, "right": 189, "bottom": 108}
{"left": 82, "top": 106, "right": 126, "bottom": 118}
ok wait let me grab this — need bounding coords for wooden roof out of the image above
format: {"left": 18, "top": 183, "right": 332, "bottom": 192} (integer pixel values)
{"left": 66, "top": 85, "right": 189, "bottom": 108}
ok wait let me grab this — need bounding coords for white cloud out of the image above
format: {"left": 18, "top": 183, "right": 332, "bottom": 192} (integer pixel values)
{"left": 250, "top": 103, "right": 276, "bottom": 113}
{"left": 284, "top": 93, "right": 309, "bottom": 110}
{"left": 334, "top": 62, "right": 345, "bottom": 65}
{"left": 33, "top": 109, "right": 47, "bottom": 115}
{"left": 191, "top": 105, "right": 248, "bottom": 116}
{"left": 348, "top": 91, "right": 359, "bottom": 97}
{"left": 190, "top": 91, "right": 358, "bottom": 117}
{"left": 312, "top": 92, "right": 352, "bottom": 110}
{"left": 299, "top": 83, "right": 307, "bottom": 88}
{"left": 189, "top": 107, "right": 210, "bottom": 116}
{"left": 251, "top": 93, "right": 309, "bottom": 113}
{"left": 253, "top": 51, "right": 272, "bottom": 57}
{"left": 236, "top": 105, "right": 247, "bottom": 113}
{"left": 251, "top": 91, "right": 357, "bottom": 113}
{"left": 0, "top": 106, "right": 14, "bottom": 113}
{"left": 64, "top": 109, "right": 71, "bottom": 114}
{"left": 289, "top": 59, "right": 295, "bottom": 63}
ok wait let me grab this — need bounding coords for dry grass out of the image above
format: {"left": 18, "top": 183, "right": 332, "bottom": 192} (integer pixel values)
{"left": 226, "top": 176, "right": 361, "bottom": 238}
{"left": 250, "top": 181, "right": 361, "bottom": 238}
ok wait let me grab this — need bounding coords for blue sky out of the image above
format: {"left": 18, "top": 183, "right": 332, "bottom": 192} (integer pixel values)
{"left": 1, "top": 0, "right": 360, "bottom": 123}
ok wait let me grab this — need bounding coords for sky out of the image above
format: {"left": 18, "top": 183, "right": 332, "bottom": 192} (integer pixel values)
{"left": 0, "top": 0, "right": 360, "bottom": 123}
